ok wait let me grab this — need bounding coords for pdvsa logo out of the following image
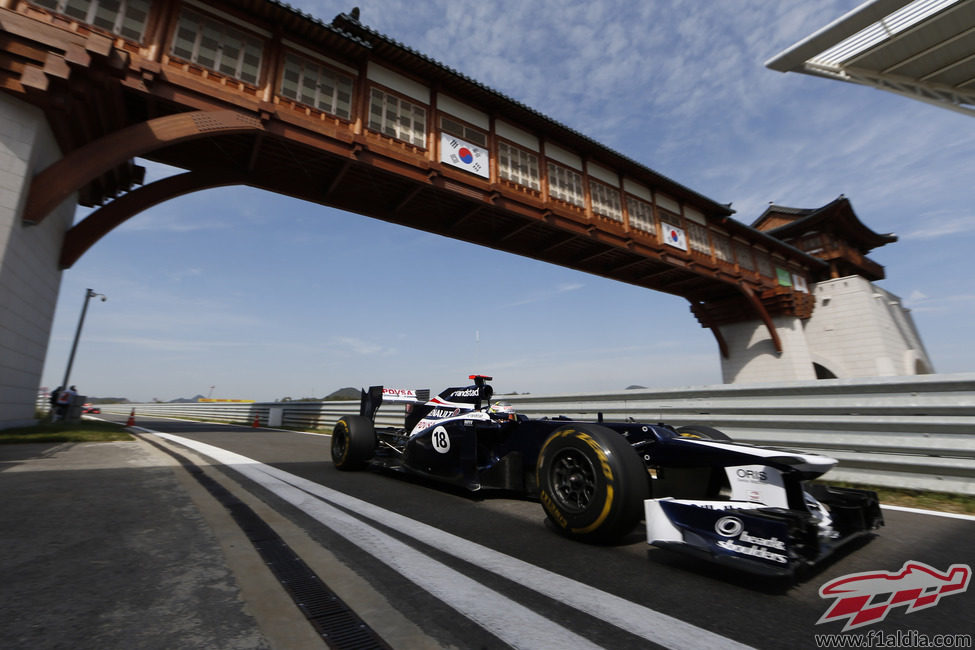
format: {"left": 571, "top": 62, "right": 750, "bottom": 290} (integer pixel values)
{"left": 817, "top": 561, "right": 970, "bottom": 631}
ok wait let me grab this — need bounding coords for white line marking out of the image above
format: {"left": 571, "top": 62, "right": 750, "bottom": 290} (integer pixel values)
{"left": 881, "top": 504, "right": 975, "bottom": 521}
{"left": 151, "top": 430, "right": 753, "bottom": 650}
{"left": 154, "top": 431, "right": 601, "bottom": 649}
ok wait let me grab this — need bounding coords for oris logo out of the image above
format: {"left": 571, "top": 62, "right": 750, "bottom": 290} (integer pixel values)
{"left": 736, "top": 468, "right": 768, "bottom": 481}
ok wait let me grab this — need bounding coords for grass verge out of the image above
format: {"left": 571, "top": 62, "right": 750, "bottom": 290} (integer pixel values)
{"left": 0, "top": 419, "right": 133, "bottom": 444}
{"left": 822, "top": 481, "right": 974, "bottom": 516}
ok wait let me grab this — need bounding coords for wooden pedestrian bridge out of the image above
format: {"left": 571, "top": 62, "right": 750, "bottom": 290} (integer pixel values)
{"left": 1, "top": 0, "right": 850, "bottom": 356}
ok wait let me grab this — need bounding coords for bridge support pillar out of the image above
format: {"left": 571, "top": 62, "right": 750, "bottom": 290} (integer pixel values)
{"left": 718, "top": 315, "right": 817, "bottom": 384}
{"left": 716, "top": 276, "right": 934, "bottom": 384}
{"left": 0, "top": 94, "right": 75, "bottom": 427}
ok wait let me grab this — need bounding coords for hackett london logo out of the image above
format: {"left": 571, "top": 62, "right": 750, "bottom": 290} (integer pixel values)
{"left": 817, "top": 561, "right": 971, "bottom": 631}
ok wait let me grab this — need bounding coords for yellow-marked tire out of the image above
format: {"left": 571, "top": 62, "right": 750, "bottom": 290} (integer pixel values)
{"left": 536, "top": 424, "right": 648, "bottom": 543}
{"left": 331, "top": 415, "right": 376, "bottom": 470}
{"left": 675, "top": 424, "right": 731, "bottom": 441}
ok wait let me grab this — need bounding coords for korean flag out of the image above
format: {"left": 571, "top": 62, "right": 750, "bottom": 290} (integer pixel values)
{"left": 441, "top": 132, "right": 490, "bottom": 179}
{"left": 661, "top": 222, "right": 688, "bottom": 251}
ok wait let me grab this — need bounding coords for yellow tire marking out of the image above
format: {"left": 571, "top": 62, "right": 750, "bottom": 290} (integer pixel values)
{"left": 538, "top": 428, "right": 618, "bottom": 536}
{"left": 335, "top": 420, "right": 350, "bottom": 463}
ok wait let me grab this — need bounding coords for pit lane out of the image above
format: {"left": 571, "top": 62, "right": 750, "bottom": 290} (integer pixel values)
{"left": 105, "top": 415, "right": 975, "bottom": 649}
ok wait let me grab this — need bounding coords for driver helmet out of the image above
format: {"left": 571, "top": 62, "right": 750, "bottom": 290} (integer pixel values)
{"left": 489, "top": 401, "right": 515, "bottom": 416}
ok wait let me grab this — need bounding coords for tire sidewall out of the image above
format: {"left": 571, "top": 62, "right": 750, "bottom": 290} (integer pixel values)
{"left": 331, "top": 415, "right": 376, "bottom": 470}
{"left": 537, "top": 424, "right": 646, "bottom": 542}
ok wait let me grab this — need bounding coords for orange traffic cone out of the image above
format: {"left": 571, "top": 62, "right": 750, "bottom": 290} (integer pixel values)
{"left": 126, "top": 409, "right": 135, "bottom": 426}
{"left": 252, "top": 414, "right": 260, "bottom": 428}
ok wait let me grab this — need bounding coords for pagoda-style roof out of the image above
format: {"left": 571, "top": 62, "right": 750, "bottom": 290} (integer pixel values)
{"left": 753, "top": 196, "right": 897, "bottom": 254}
{"left": 752, "top": 196, "right": 897, "bottom": 281}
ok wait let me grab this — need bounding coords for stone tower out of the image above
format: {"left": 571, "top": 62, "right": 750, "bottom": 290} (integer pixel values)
{"left": 719, "top": 196, "right": 933, "bottom": 383}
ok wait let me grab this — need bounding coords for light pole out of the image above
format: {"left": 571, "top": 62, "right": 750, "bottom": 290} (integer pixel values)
{"left": 62, "top": 288, "right": 106, "bottom": 389}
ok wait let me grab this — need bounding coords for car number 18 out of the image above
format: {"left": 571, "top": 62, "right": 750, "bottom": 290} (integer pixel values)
{"left": 432, "top": 426, "right": 450, "bottom": 453}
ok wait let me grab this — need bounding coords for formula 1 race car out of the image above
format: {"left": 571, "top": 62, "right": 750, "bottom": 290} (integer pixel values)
{"left": 331, "top": 375, "right": 883, "bottom": 576}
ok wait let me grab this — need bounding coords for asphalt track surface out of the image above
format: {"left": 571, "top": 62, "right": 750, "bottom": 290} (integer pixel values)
{"left": 107, "top": 415, "right": 974, "bottom": 649}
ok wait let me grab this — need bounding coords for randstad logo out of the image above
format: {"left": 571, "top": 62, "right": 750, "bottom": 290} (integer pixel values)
{"left": 817, "top": 561, "right": 971, "bottom": 631}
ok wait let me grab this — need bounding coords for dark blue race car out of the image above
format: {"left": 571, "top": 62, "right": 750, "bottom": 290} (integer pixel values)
{"left": 331, "top": 375, "right": 882, "bottom": 577}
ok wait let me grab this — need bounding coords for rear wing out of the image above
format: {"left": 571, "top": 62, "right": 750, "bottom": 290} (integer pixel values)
{"left": 359, "top": 386, "right": 430, "bottom": 422}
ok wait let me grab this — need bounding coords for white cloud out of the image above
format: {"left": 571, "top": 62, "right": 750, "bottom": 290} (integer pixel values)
{"left": 115, "top": 207, "right": 233, "bottom": 233}
{"left": 905, "top": 293, "right": 975, "bottom": 313}
{"left": 84, "top": 336, "right": 252, "bottom": 352}
{"left": 902, "top": 215, "right": 975, "bottom": 241}
{"left": 329, "top": 336, "right": 395, "bottom": 356}
{"left": 506, "top": 282, "right": 585, "bottom": 307}
{"left": 557, "top": 282, "right": 584, "bottom": 293}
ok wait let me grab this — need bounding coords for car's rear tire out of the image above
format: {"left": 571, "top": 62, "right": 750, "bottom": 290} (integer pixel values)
{"left": 537, "top": 423, "right": 648, "bottom": 543}
{"left": 676, "top": 424, "right": 732, "bottom": 441}
{"left": 331, "top": 415, "right": 376, "bottom": 470}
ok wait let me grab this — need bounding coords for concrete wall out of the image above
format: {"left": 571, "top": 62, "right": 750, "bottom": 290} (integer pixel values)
{"left": 0, "top": 94, "right": 73, "bottom": 428}
{"left": 718, "top": 275, "right": 933, "bottom": 384}
{"left": 804, "top": 276, "right": 933, "bottom": 378}
{"left": 718, "top": 315, "right": 816, "bottom": 384}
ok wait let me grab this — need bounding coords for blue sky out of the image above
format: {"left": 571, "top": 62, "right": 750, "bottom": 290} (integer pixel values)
{"left": 40, "top": 0, "right": 975, "bottom": 402}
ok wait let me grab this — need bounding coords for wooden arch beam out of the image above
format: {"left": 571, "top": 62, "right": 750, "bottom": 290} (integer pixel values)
{"left": 705, "top": 320, "right": 730, "bottom": 359}
{"left": 24, "top": 110, "right": 264, "bottom": 225}
{"left": 687, "top": 298, "right": 730, "bottom": 359}
{"left": 59, "top": 169, "right": 248, "bottom": 269}
{"left": 711, "top": 324, "right": 730, "bottom": 359}
{"left": 740, "top": 285, "right": 783, "bottom": 355}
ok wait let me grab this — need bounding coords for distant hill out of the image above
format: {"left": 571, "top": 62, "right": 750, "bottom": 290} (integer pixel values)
{"left": 169, "top": 394, "right": 206, "bottom": 403}
{"left": 325, "top": 387, "right": 360, "bottom": 401}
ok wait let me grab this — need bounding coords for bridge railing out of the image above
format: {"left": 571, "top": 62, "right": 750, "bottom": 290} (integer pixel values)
{"left": 96, "top": 373, "right": 975, "bottom": 495}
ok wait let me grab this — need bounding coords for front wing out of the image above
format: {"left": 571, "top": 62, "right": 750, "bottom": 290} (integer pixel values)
{"left": 646, "top": 487, "right": 883, "bottom": 577}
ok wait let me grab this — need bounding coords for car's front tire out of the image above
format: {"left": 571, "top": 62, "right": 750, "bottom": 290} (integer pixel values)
{"left": 331, "top": 415, "right": 376, "bottom": 470}
{"left": 675, "top": 424, "right": 732, "bottom": 441}
{"left": 537, "top": 423, "right": 648, "bottom": 543}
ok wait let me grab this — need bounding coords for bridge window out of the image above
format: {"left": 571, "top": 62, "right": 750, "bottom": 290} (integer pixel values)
{"left": 686, "top": 222, "right": 709, "bottom": 255}
{"left": 498, "top": 141, "right": 540, "bottom": 191}
{"left": 369, "top": 88, "right": 427, "bottom": 148}
{"left": 547, "top": 162, "right": 584, "bottom": 207}
{"left": 735, "top": 241, "right": 755, "bottom": 270}
{"left": 625, "top": 196, "right": 655, "bottom": 234}
{"left": 280, "top": 54, "right": 353, "bottom": 119}
{"left": 589, "top": 180, "right": 622, "bottom": 221}
{"left": 712, "top": 233, "right": 733, "bottom": 263}
{"left": 32, "top": 0, "right": 151, "bottom": 41}
{"left": 171, "top": 9, "right": 264, "bottom": 85}
{"left": 440, "top": 117, "right": 487, "bottom": 147}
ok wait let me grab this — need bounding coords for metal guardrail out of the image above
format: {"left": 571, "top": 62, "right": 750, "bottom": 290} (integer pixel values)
{"left": 97, "top": 373, "right": 975, "bottom": 495}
